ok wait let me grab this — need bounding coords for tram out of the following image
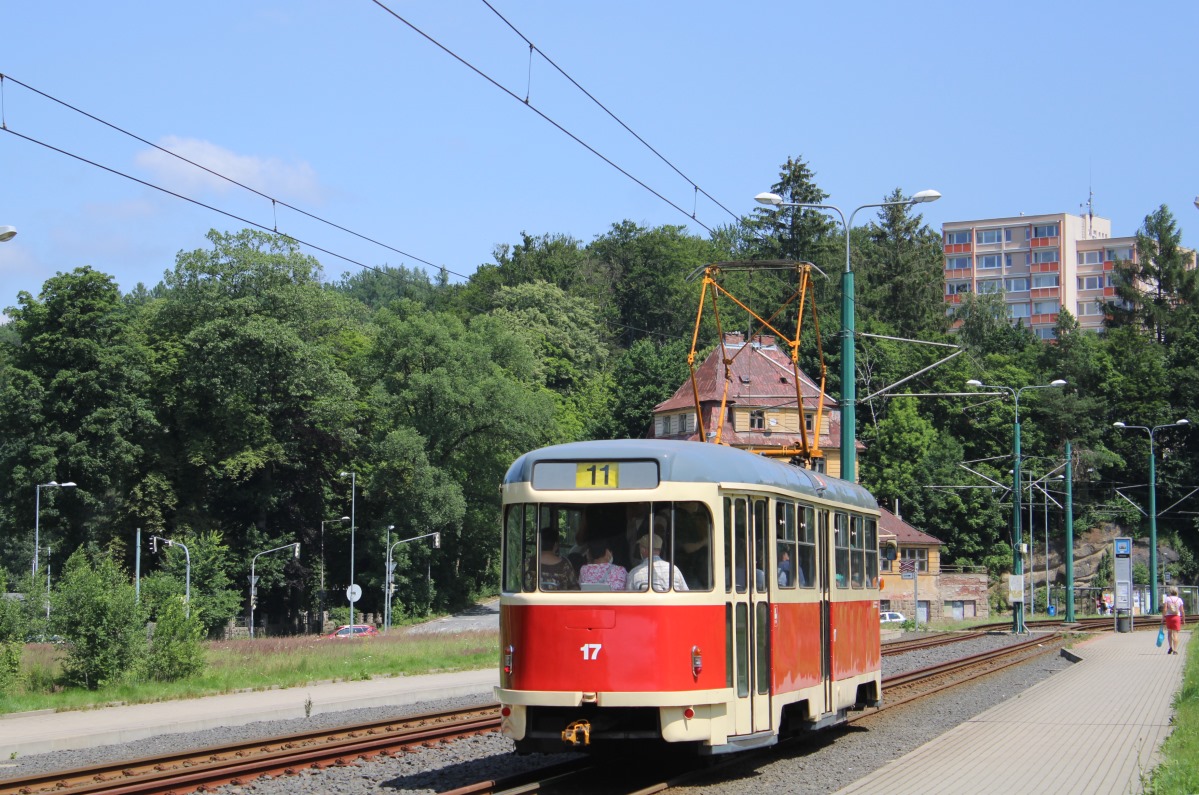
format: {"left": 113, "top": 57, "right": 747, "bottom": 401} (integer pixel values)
{"left": 495, "top": 438, "right": 882, "bottom": 755}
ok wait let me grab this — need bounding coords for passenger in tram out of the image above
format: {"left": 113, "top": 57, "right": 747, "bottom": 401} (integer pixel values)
{"left": 627, "top": 533, "right": 688, "bottom": 592}
{"left": 778, "top": 551, "right": 793, "bottom": 587}
{"left": 529, "top": 526, "right": 579, "bottom": 591}
{"left": 578, "top": 539, "right": 628, "bottom": 591}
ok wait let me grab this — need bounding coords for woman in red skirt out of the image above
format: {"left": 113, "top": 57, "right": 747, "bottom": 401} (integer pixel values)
{"left": 1161, "top": 586, "right": 1184, "bottom": 654}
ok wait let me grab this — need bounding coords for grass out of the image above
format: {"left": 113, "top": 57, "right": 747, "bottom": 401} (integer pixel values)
{"left": 1145, "top": 629, "right": 1199, "bottom": 794}
{"left": 0, "top": 629, "right": 498, "bottom": 715}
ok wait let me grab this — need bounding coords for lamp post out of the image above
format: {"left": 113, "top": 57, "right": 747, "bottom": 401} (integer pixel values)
{"left": 755, "top": 189, "right": 941, "bottom": 481}
{"left": 151, "top": 536, "right": 192, "bottom": 617}
{"left": 1112, "top": 418, "right": 1190, "bottom": 611}
{"left": 385, "top": 531, "right": 441, "bottom": 631}
{"left": 0, "top": 226, "right": 16, "bottom": 242}
{"left": 339, "top": 472, "right": 358, "bottom": 629}
{"left": 33, "top": 481, "right": 76, "bottom": 579}
{"left": 967, "top": 379, "right": 1066, "bottom": 632}
{"left": 249, "top": 542, "right": 300, "bottom": 638}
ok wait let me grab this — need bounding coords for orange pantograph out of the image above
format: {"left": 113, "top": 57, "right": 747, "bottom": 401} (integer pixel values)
{"left": 686, "top": 260, "right": 827, "bottom": 463}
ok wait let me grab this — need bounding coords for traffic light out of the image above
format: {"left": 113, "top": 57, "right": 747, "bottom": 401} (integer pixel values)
{"left": 881, "top": 539, "right": 898, "bottom": 561}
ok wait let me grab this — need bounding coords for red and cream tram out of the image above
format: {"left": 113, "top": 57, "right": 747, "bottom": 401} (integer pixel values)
{"left": 496, "top": 438, "right": 882, "bottom": 755}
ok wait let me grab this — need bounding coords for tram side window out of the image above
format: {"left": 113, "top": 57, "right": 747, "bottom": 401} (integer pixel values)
{"left": 725, "top": 497, "right": 749, "bottom": 593}
{"left": 850, "top": 516, "right": 865, "bottom": 588}
{"left": 753, "top": 499, "right": 769, "bottom": 593}
{"left": 834, "top": 512, "right": 850, "bottom": 589}
{"left": 776, "top": 501, "right": 798, "bottom": 589}
{"left": 502, "top": 504, "right": 530, "bottom": 593}
{"left": 672, "top": 501, "right": 713, "bottom": 591}
{"left": 797, "top": 504, "right": 816, "bottom": 588}
{"left": 865, "top": 518, "right": 879, "bottom": 588}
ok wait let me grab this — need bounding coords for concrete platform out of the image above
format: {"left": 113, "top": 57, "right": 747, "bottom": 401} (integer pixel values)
{"left": 836, "top": 629, "right": 1190, "bottom": 795}
{"left": 0, "top": 668, "right": 497, "bottom": 757}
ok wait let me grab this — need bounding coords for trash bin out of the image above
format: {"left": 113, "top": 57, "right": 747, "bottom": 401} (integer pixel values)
{"left": 1047, "top": 605, "right": 1056, "bottom": 617}
{"left": 1116, "top": 612, "right": 1131, "bottom": 633}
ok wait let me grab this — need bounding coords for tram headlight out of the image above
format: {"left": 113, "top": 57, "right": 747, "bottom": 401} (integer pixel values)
{"left": 691, "top": 645, "right": 703, "bottom": 678}
{"left": 503, "top": 644, "right": 515, "bottom": 676}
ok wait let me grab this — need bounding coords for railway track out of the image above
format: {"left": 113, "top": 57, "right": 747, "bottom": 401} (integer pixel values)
{"left": 0, "top": 627, "right": 1085, "bottom": 795}
{"left": 0, "top": 706, "right": 501, "bottom": 795}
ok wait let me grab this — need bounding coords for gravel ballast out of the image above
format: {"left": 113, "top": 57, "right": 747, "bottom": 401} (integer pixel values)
{"left": 0, "top": 631, "right": 1076, "bottom": 794}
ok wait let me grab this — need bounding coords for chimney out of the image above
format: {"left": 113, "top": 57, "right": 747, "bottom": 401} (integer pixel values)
{"left": 723, "top": 331, "right": 745, "bottom": 346}
{"left": 752, "top": 334, "right": 776, "bottom": 348}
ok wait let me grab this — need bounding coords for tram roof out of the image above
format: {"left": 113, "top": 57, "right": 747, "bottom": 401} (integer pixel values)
{"left": 504, "top": 439, "right": 878, "bottom": 512}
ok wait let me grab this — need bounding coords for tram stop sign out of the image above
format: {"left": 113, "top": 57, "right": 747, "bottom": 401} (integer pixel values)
{"left": 900, "top": 560, "right": 916, "bottom": 580}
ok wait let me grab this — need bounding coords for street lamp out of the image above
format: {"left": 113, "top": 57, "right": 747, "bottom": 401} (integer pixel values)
{"left": 384, "top": 531, "right": 440, "bottom": 631}
{"left": 339, "top": 471, "right": 358, "bottom": 629}
{"left": 249, "top": 542, "right": 300, "bottom": 638}
{"left": 1112, "top": 418, "right": 1190, "bottom": 611}
{"left": 151, "top": 536, "right": 192, "bottom": 617}
{"left": 0, "top": 226, "right": 16, "bottom": 242}
{"left": 319, "top": 516, "right": 350, "bottom": 598}
{"left": 33, "top": 481, "right": 76, "bottom": 579}
{"left": 755, "top": 189, "right": 941, "bottom": 481}
{"left": 966, "top": 378, "right": 1066, "bottom": 632}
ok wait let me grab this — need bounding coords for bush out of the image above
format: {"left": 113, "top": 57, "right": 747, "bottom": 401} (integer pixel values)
{"left": 145, "top": 597, "right": 205, "bottom": 681}
{"left": 0, "top": 641, "right": 22, "bottom": 694}
{"left": 50, "top": 550, "right": 145, "bottom": 690}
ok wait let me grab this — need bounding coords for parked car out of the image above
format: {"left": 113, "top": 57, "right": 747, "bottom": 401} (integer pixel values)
{"left": 324, "top": 624, "right": 379, "bottom": 639}
{"left": 880, "top": 611, "right": 906, "bottom": 624}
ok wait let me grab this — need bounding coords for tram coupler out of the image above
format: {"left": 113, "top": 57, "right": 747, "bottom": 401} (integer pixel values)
{"left": 561, "top": 719, "right": 592, "bottom": 746}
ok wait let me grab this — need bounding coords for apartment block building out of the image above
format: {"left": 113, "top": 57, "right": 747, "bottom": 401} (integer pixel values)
{"left": 942, "top": 211, "right": 1135, "bottom": 339}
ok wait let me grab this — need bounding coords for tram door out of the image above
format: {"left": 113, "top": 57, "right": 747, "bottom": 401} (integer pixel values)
{"left": 817, "top": 509, "right": 833, "bottom": 716}
{"left": 724, "top": 496, "right": 772, "bottom": 737}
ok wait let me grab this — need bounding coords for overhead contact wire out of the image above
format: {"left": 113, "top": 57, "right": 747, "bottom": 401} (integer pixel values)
{"left": 480, "top": 0, "right": 741, "bottom": 223}
{"left": 0, "top": 74, "right": 442, "bottom": 271}
{"left": 368, "top": 0, "right": 714, "bottom": 234}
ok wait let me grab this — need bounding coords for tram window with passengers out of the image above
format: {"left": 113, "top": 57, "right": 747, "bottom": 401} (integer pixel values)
{"left": 496, "top": 439, "right": 882, "bottom": 756}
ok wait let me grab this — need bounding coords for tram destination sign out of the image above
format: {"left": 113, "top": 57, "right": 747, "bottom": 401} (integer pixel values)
{"left": 532, "top": 460, "right": 660, "bottom": 490}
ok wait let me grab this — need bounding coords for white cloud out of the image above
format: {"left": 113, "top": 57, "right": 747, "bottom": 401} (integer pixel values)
{"left": 135, "top": 137, "right": 323, "bottom": 203}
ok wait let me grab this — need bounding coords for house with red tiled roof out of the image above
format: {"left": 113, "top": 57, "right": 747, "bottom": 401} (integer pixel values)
{"left": 651, "top": 331, "right": 856, "bottom": 478}
{"left": 878, "top": 507, "right": 989, "bottom": 622}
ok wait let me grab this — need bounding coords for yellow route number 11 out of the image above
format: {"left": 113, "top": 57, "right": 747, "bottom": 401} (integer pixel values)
{"left": 575, "top": 462, "right": 619, "bottom": 489}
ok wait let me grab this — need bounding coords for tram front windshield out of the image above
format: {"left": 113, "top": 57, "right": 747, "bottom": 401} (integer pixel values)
{"left": 503, "top": 501, "right": 713, "bottom": 593}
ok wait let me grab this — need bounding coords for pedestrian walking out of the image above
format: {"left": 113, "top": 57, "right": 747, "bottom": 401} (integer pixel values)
{"left": 1161, "top": 586, "right": 1184, "bottom": 654}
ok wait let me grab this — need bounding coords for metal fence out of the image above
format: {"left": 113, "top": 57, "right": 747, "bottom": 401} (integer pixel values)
{"left": 1039, "top": 586, "right": 1198, "bottom": 617}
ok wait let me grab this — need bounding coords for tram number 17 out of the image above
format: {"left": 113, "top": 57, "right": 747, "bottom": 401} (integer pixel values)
{"left": 580, "top": 643, "right": 602, "bottom": 660}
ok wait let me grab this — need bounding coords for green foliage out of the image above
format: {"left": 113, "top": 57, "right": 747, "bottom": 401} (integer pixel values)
{"left": 145, "top": 596, "right": 205, "bottom": 682}
{"left": 1094, "top": 550, "right": 1113, "bottom": 589}
{"left": 1133, "top": 561, "right": 1150, "bottom": 586}
{"left": 0, "top": 571, "right": 26, "bottom": 643}
{"left": 50, "top": 550, "right": 145, "bottom": 690}
{"left": 0, "top": 642, "right": 22, "bottom": 695}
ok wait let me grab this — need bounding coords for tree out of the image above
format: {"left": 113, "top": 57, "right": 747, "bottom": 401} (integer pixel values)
{"left": 358, "top": 302, "right": 557, "bottom": 610}
{"left": 0, "top": 267, "right": 157, "bottom": 561}
{"left": 1108, "top": 204, "right": 1197, "bottom": 343}
{"left": 603, "top": 338, "right": 691, "bottom": 440}
{"left": 742, "top": 156, "right": 836, "bottom": 262}
{"left": 51, "top": 549, "right": 144, "bottom": 690}
{"left": 953, "top": 292, "right": 1036, "bottom": 354}
{"left": 856, "top": 190, "right": 948, "bottom": 339}
{"left": 145, "top": 596, "right": 205, "bottom": 682}
{"left": 590, "top": 222, "right": 721, "bottom": 346}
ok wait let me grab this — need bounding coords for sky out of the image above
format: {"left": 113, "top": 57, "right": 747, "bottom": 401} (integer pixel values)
{"left": 3, "top": 1, "right": 1198, "bottom": 310}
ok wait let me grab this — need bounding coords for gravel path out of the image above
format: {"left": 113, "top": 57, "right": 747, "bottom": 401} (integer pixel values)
{"left": 0, "top": 631, "right": 1073, "bottom": 794}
